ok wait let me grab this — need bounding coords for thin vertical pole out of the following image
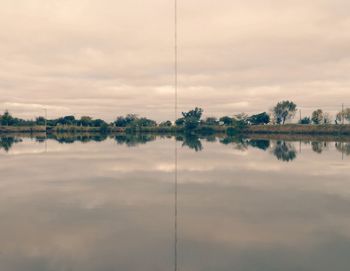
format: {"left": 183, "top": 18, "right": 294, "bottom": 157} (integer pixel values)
{"left": 342, "top": 104, "right": 344, "bottom": 125}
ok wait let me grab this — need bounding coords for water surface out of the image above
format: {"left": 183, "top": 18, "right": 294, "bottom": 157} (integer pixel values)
{"left": 0, "top": 134, "right": 350, "bottom": 271}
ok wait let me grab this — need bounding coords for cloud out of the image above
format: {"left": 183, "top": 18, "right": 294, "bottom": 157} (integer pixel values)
{"left": 0, "top": 0, "right": 350, "bottom": 121}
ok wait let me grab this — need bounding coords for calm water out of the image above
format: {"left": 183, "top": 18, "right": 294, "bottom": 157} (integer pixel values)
{"left": 0, "top": 134, "right": 350, "bottom": 271}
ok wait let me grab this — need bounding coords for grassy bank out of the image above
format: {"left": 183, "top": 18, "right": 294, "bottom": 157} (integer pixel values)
{"left": 2, "top": 124, "right": 350, "bottom": 135}
{"left": 0, "top": 126, "right": 125, "bottom": 133}
{"left": 0, "top": 126, "right": 47, "bottom": 133}
{"left": 246, "top": 124, "right": 350, "bottom": 135}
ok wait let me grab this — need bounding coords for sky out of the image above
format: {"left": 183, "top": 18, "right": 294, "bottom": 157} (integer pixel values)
{"left": 0, "top": 0, "right": 350, "bottom": 121}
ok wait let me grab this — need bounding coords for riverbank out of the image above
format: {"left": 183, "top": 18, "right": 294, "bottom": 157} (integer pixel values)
{"left": 245, "top": 124, "right": 350, "bottom": 135}
{"left": 0, "top": 126, "right": 125, "bottom": 133}
{"left": 1, "top": 124, "right": 350, "bottom": 135}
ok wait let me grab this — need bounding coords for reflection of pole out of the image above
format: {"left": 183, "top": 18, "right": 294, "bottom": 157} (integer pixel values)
{"left": 174, "top": 138, "right": 178, "bottom": 271}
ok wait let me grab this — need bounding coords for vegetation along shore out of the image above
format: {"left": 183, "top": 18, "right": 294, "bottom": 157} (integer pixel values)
{"left": 1, "top": 100, "right": 350, "bottom": 135}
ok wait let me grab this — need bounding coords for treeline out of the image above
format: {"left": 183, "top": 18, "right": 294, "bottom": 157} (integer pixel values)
{"left": 1, "top": 100, "right": 350, "bottom": 131}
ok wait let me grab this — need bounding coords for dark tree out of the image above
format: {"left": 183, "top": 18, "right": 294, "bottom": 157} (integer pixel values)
{"left": 299, "top": 117, "right": 311, "bottom": 125}
{"left": 248, "top": 112, "right": 270, "bottom": 125}
{"left": 219, "top": 116, "right": 234, "bottom": 126}
{"left": 311, "top": 109, "right": 323, "bottom": 125}
{"left": 272, "top": 101, "right": 297, "bottom": 124}
{"left": 181, "top": 107, "right": 203, "bottom": 131}
{"left": 159, "top": 121, "right": 172, "bottom": 127}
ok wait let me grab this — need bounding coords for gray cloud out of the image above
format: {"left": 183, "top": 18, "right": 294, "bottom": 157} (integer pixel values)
{"left": 1, "top": 0, "right": 350, "bottom": 121}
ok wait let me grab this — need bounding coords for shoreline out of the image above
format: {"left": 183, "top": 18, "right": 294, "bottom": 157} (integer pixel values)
{"left": 1, "top": 124, "right": 350, "bottom": 136}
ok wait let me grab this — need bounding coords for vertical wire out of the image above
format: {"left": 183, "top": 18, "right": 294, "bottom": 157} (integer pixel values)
{"left": 174, "top": 0, "right": 178, "bottom": 122}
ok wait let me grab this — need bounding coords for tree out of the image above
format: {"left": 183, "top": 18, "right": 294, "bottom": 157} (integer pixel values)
{"left": 114, "top": 114, "right": 138, "bottom": 127}
{"left": 203, "top": 117, "right": 218, "bottom": 126}
{"left": 234, "top": 113, "right": 248, "bottom": 123}
{"left": 344, "top": 108, "right": 350, "bottom": 122}
{"left": 272, "top": 101, "right": 297, "bottom": 124}
{"left": 219, "top": 116, "right": 234, "bottom": 126}
{"left": 92, "top": 119, "right": 108, "bottom": 127}
{"left": 181, "top": 107, "right": 203, "bottom": 131}
{"left": 80, "top": 116, "right": 93, "bottom": 126}
{"left": 159, "top": 121, "right": 172, "bottom": 127}
{"left": 135, "top": 118, "right": 157, "bottom": 127}
{"left": 323, "top": 112, "right": 332, "bottom": 124}
{"left": 248, "top": 112, "right": 270, "bottom": 125}
{"left": 175, "top": 118, "right": 185, "bottom": 126}
{"left": 35, "top": 116, "right": 46, "bottom": 126}
{"left": 298, "top": 117, "right": 311, "bottom": 125}
{"left": 311, "top": 109, "right": 323, "bottom": 124}
{"left": 0, "top": 110, "right": 14, "bottom": 126}
{"left": 57, "top": 115, "right": 76, "bottom": 126}
{"left": 336, "top": 112, "right": 343, "bottom": 124}
{"left": 336, "top": 108, "right": 350, "bottom": 124}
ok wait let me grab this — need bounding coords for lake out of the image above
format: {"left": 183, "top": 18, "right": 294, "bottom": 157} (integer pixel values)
{"left": 0, "top": 134, "right": 350, "bottom": 270}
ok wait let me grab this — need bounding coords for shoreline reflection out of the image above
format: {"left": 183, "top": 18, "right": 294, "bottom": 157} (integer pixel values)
{"left": 1, "top": 134, "right": 350, "bottom": 162}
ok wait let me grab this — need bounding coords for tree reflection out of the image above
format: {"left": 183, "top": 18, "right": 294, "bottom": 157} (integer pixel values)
{"left": 335, "top": 142, "right": 350, "bottom": 156}
{"left": 49, "top": 133, "right": 109, "bottom": 144}
{"left": 0, "top": 137, "right": 22, "bottom": 152}
{"left": 3, "top": 134, "right": 349, "bottom": 163}
{"left": 248, "top": 139, "right": 270, "bottom": 150}
{"left": 271, "top": 141, "right": 297, "bottom": 162}
{"left": 219, "top": 136, "right": 248, "bottom": 151}
{"left": 114, "top": 134, "right": 156, "bottom": 147}
{"left": 176, "top": 134, "right": 203, "bottom": 152}
{"left": 311, "top": 141, "right": 328, "bottom": 154}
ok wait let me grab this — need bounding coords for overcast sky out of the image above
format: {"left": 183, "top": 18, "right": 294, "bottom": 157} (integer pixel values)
{"left": 1, "top": 0, "right": 349, "bottom": 121}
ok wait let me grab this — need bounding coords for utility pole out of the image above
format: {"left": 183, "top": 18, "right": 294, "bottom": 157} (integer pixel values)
{"left": 299, "top": 109, "right": 301, "bottom": 122}
{"left": 342, "top": 103, "right": 344, "bottom": 125}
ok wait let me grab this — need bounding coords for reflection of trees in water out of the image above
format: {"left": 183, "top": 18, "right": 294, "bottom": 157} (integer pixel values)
{"left": 48, "top": 134, "right": 109, "bottom": 144}
{"left": 219, "top": 137, "right": 271, "bottom": 151}
{"left": 271, "top": 141, "right": 297, "bottom": 162}
{"left": 248, "top": 139, "right": 270, "bottom": 150}
{"left": 311, "top": 141, "right": 328, "bottom": 154}
{"left": 176, "top": 134, "right": 203, "bottom": 152}
{"left": 35, "top": 137, "right": 47, "bottom": 143}
{"left": 204, "top": 135, "right": 217, "bottom": 142}
{"left": 0, "top": 137, "right": 22, "bottom": 152}
{"left": 114, "top": 134, "right": 156, "bottom": 147}
{"left": 219, "top": 136, "right": 248, "bottom": 151}
{"left": 5, "top": 134, "right": 350, "bottom": 163}
{"left": 335, "top": 142, "right": 350, "bottom": 156}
